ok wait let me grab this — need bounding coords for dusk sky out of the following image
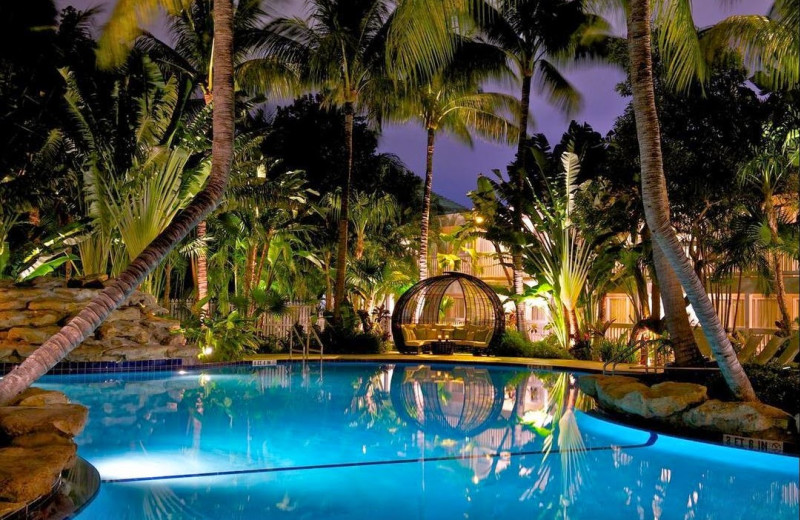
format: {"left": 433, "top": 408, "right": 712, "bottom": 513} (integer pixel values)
{"left": 57, "top": 0, "right": 774, "bottom": 205}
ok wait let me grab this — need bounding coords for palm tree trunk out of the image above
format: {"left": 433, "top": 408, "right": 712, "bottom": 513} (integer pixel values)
{"left": 196, "top": 80, "right": 216, "bottom": 316}
{"left": 419, "top": 128, "right": 435, "bottom": 280}
{"left": 324, "top": 251, "right": 333, "bottom": 312}
{"left": 652, "top": 241, "right": 704, "bottom": 366}
{"left": 770, "top": 251, "right": 791, "bottom": 332}
{"left": 732, "top": 269, "right": 743, "bottom": 334}
{"left": 196, "top": 220, "right": 209, "bottom": 315}
{"left": 766, "top": 205, "right": 791, "bottom": 332}
{"left": 512, "top": 73, "right": 533, "bottom": 338}
{"left": 0, "top": 0, "right": 236, "bottom": 405}
{"left": 333, "top": 101, "right": 355, "bottom": 320}
{"left": 627, "top": 0, "right": 755, "bottom": 400}
{"left": 162, "top": 260, "right": 172, "bottom": 308}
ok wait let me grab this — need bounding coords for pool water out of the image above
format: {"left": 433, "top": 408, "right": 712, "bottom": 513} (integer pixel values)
{"left": 40, "top": 362, "right": 799, "bottom": 519}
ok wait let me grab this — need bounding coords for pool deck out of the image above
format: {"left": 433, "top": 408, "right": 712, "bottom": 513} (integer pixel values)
{"left": 244, "top": 352, "right": 658, "bottom": 375}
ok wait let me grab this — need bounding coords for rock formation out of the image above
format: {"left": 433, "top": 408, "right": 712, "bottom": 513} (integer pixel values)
{"left": 0, "top": 277, "right": 196, "bottom": 363}
{"left": 0, "top": 388, "right": 88, "bottom": 511}
{"left": 579, "top": 374, "right": 793, "bottom": 440}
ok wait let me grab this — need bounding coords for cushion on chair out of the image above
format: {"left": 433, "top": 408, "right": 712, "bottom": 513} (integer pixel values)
{"left": 452, "top": 327, "right": 466, "bottom": 340}
{"left": 401, "top": 326, "right": 416, "bottom": 341}
{"left": 473, "top": 329, "right": 491, "bottom": 344}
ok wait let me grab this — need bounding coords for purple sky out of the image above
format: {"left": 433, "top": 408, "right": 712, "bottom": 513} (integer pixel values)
{"left": 56, "top": 0, "right": 773, "bottom": 205}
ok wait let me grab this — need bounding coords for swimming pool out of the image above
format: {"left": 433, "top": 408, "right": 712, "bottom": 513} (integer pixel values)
{"left": 40, "top": 362, "right": 798, "bottom": 519}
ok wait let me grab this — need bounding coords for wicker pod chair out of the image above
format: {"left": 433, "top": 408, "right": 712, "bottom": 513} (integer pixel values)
{"left": 391, "top": 272, "right": 505, "bottom": 354}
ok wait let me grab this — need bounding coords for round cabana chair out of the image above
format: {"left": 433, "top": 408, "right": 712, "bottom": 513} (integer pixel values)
{"left": 391, "top": 272, "right": 505, "bottom": 354}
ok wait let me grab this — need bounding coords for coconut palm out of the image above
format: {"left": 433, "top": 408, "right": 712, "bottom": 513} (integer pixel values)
{"left": 624, "top": 0, "right": 756, "bottom": 400}
{"left": 259, "top": 0, "right": 460, "bottom": 320}
{"left": 137, "top": 0, "right": 296, "bottom": 313}
{"left": 390, "top": 39, "right": 518, "bottom": 280}
{"left": 476, "top": 0, "right": 609, "bottom": 336}
{"left": 0, "top": 0, "right": 235, "bottom": 404}
{"left": 737, "top": 126, "right": 799, "bottom": 333}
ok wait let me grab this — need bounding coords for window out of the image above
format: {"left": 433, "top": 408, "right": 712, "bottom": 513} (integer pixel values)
{"left": 711, "top": 295, "right": 745, "bottom": 329}
{"left": 529, "top": 304, "right": 549, "bottom": 323}
{"left": 606, "top": 295, "right": 634, "bottom": 324}
{"left": 750, "top": 295, "right": 800, "bottom": 329}
{"left": 750, "top": 296, "right": 780, "bottom": 329}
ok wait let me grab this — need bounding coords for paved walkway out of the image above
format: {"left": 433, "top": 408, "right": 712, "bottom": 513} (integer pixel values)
{"left": 245, "top": 352, "right": 659, "bottom": 375}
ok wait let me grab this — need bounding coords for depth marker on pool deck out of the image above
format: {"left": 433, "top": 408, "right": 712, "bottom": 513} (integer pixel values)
{"left": 102, "top": 433, "right": 658, "bottom": 484}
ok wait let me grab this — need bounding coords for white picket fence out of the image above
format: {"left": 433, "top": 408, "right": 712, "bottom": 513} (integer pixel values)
{"left": 167, "top": 298, "right": 322, "bottom": 340}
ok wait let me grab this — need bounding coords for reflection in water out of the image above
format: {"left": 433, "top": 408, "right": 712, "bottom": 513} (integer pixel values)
{"left": 38, "top": 363, "right": 799, "bottom": 520}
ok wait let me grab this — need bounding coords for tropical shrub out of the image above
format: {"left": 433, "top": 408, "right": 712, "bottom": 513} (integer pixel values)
{"left": 495, "top": 330, "right": 573, "bottom": 359}
{"left": 318, "top": 324, "right": 387, "bottom": 355}
{"left": 598, "top": 337, "right": 635, "bottom": 363}
{"left": 704, "top": 363, "right": 800, "bottom": 415}
{"left": 185, "top": 310, "right": 260, "bottom": 362}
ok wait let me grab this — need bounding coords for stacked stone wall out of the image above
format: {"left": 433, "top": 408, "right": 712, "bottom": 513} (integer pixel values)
{"left": 0, "top": 278, "right": 195, "bottom": 363}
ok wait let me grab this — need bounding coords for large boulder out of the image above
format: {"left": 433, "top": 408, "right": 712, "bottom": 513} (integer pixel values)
{"left": 6, "top": 326, "right": 61, "bottom": 344}
{"left": 590, "top": 376, "right": 707, "bottom": 419}
{"left": 578, "top": 374, "right": 638, "bottom": 399}
{"left": 646, "top": 382, "right": 707, "bottom": 417}
{"left": 9, "top": 388, "right": 69, "bottom": 407}
{"left": 0, "top": 310, "right": 63, "bottom": 329}
{"left": 0, "top": 404, "right": 88, "bottom": 437}
{"left": 593, "top": 376, "right": 651, "bottom": 417}
{"left": 682, "top": 399, "right": 792, "bottom": 435}
{"left": 0, "top": 445, "right": 77, "bottom": 502}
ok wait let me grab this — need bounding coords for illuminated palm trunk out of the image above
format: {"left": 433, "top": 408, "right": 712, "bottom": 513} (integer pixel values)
{"left": 333, "top": 101, "right": 355, "bottom": 320}
{"left": 512, "top": 72, "right": 533, "bottom": 338}
{"left": 418, "top": 128, "right": 436, "bottom": 280}
{"left": 627, "top": 0, "right": 755, "bottom": 400}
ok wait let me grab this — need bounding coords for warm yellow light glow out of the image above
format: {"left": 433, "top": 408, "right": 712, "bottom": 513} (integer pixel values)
{"left": 203, "top": 346, "right": 213, "bottom": 356}
{"left": 474, "top": 215, "right": 485, "bottom": 225}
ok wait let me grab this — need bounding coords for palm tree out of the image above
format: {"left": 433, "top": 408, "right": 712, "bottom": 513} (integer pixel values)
{"left": 477, "top": 0, "right": 608, "bottom": 336}
{"left": 260, "top": 0, "right": 457, "bottom": 320}
{"left": 391, "top": 40, "right": 518, "bottom": 280}
{"left": 0, "top": 0, "right": 235, "bottom": 404}
{"left": 137, "top": 0, "right": 295, "bottom": 314}
{"left": 737, "top": 127, "right": 799, "bottom": 333}
{"left": 625, "top": 0, "right": 756, "bottom": 400}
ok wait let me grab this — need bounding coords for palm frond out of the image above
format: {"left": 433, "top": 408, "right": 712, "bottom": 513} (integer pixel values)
{"left": 97, "top": 0, "right": 194, "bottom": 68}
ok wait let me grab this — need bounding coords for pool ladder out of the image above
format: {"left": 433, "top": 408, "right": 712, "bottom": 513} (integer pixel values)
{"left": 288, "top": 323, "right": 324, "bottom": 362}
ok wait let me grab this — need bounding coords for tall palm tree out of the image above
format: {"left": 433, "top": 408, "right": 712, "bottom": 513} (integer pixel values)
{"left": 477, "top": 0, "right": 608, "bottom": 336}
{"left": 391, "top": 40, "right": 518, "bottom": 280}
{"left": 260, "top": 0, "right": 457, "bottom": 320}
{"left": 0, "top": 0, "right": 235, "bottom": 404}
{"left": 737, "top": 128, "right": 799, "bottom": 333}
{"left": 625, "top": 0, "right": 756, "bottom": 400}
{"left": 137, "top": 0, "right": 295, "bottom": 314}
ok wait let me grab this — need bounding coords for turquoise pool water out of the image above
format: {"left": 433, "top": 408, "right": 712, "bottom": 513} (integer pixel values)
{"left": 40, "top": 362, "right": 798, "bottom": 519}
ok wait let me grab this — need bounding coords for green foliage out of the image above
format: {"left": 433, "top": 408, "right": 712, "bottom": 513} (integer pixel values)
{"left": 185, "top": 310, "right": 260, "bottom": 362}
{"left": 705, "top": 363, "right": 800, "bottom": 415}
{"left": 597, "top": 337, "right": 635, "bottom": 363}
{"left": 495, "top": 330, "right": 573, "bottom": 359}
{"left": 318, "top": 324, "right": 387, "bottom": 355}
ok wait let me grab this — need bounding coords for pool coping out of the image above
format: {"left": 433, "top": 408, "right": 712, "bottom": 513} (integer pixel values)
{"left": 0, "top": 352, "right": 651, "bottom": 376}
{"left": 244, "top": 352, "right": 651, "bottom": 374}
